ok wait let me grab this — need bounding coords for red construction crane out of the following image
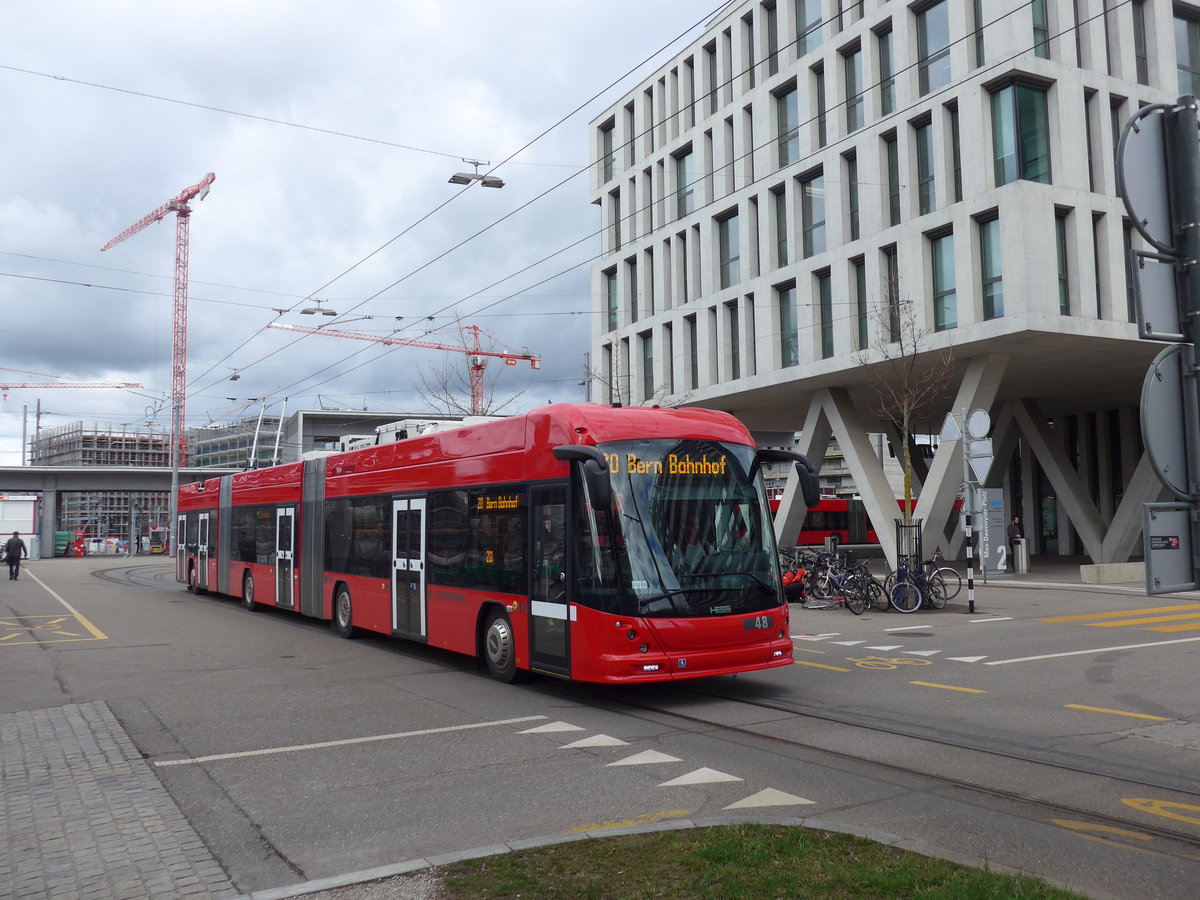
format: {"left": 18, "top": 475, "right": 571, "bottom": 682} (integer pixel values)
{"left": 268, "top": 321, "right": 540, "bottom": 416}
{"left": 101, "top": 172, "right": 215, "bottom": 466}
{"left": 0, "top": 366, "right": 142, "bottom": 400}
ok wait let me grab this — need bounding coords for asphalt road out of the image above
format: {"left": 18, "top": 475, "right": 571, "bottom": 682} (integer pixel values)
{"left": 3, "top": 556, "right": 1199, "bottom": 899}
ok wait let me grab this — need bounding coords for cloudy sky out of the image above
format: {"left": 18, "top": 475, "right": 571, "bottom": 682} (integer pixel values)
{"left": 0, "top": 0, "right": 726, "bottom": 465}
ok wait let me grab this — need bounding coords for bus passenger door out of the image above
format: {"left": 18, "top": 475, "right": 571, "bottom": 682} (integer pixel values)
{"left": 197, "top": 513, "right": 210, "bottom": 589}
{"left": 392, "top": 498, "right": 427, "bottom": 639}
{"left": 176, "top": 514, "right": 187, "bottom": 583}
{"left": 529, "top": 486, "right": 569, "bottom": 677}
{"left": 276, "top": 507, "right": 295, "bottom": 609}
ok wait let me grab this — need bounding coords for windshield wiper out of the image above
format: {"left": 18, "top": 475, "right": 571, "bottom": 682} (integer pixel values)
{"left": 637, "top": 588, "right": 693, "bottom": 613}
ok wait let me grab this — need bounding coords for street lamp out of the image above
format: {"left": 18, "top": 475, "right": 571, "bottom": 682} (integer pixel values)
{"left": 301, "top": 299, "right": 338, "bottom": 316}
{"left": 448, "top": 159, "right": 504, "bottom": 188}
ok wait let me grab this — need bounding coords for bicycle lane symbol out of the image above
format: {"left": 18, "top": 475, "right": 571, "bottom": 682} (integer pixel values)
{"left": 846, "top": 656, "right": 934, "bottom": 670}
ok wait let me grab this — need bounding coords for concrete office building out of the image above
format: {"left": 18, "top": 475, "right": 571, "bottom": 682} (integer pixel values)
{"left": 589, "top": 0, "right": 1194, "bottom": 567}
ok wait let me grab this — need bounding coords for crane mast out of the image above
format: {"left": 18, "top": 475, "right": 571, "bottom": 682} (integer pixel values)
{"left": 268, "top": 321, "right": 540, "bottom": 416}
{"left": 101, "top": 172, "right": 214, "bottom": 467}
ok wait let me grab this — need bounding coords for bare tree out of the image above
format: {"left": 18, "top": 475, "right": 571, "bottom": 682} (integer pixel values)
{"left": 855, "top": 285, "right": 955, "bottom": 525}
{"left": 414, "top": 353, "right": 527, "bottom": 417}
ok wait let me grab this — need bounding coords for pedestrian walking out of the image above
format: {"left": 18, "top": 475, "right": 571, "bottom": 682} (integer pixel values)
{"left": 5, "top": 531, "right": 27, "bottom": 580}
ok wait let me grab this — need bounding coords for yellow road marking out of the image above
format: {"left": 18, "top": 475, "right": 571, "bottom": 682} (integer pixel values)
{"left": 911, "top": 681, "right": 987, "bottom": 693}
{"left": 1039, "top": 604, "right": 1197, "bottom": 623}
{"left": 793, "top": 647, "right": 827, "bottom": 654}
{"left": 1089, "top": 612, "right": 1200, "bottom": 627}
{"left": 1123, "top": 798, "right": 1200, "bottom": 827}
{"left": 1145, "top": 622, "right": 1200, "bottom": 632}
{"left": 1065, "top": 704, "right": 1171, "bottom": 721}
{"left": 793, "top": 659, "right": 851, "bottom": 672}
{"left": 568, "top": 809, "right": 690, "bottom": 833}
{"left": 0, "top": 614, "right": 108, "bottom": 646}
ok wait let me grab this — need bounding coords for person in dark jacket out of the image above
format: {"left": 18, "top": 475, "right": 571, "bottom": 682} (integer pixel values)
{"left": 5, "top": 531, "right": 27, "bottom": 580}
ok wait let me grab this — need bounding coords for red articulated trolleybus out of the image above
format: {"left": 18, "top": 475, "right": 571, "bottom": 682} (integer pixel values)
{"left": 176, "top": 403, "right": 819, "bottom": 684}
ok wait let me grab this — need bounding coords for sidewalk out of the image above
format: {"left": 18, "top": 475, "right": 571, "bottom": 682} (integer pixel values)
{"left": 0, "top": 702, "right": 237, "bottom": 899}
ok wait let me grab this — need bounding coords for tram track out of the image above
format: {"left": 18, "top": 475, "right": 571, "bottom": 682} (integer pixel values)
{"left": 546, "top": 679, "right": 1200, "bottom": 855}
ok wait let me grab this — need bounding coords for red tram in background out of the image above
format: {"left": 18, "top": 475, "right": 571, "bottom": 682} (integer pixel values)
{"left": 176, "top": 403, "right": 819, "bottom": 684}
{"left": 769, "top": 496, "right": 921, "bottom": 545}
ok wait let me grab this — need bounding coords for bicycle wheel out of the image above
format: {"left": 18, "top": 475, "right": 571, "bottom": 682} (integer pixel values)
{"left": 925, "top": 574, "right": 947, "bottom": 609}
{"left": 890, "top": 581, "right": 921, "bottom": 613}
{"left": 865, "top": 575, "right": 890, "bottom": 611}
{"left": 935, "top": 567, "right": 962, "bottom": 600}
{"left": 844, "top": 579, "right": 868, "bottom": 615}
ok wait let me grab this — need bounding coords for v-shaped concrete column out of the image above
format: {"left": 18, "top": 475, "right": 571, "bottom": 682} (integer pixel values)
{"left": 914, "top": 354, "right": 1009, "bottom": 558}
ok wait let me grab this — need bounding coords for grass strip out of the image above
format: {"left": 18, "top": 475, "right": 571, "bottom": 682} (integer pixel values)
{"left": 436, "top": 824, "right": 1084, "bottom": 899}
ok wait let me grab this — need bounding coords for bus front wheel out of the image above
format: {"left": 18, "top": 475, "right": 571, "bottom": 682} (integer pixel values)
{"left": 189, "top": 565, "right": 207, "bottom": 596}
{"left": 333, "top": 585, "right": 355, "bottom": 639}
{"left": 242, "top": 572, "right": 260, "bottom": 612}
{"left": 482, "top": 608, "right": 522, "bottom": 683}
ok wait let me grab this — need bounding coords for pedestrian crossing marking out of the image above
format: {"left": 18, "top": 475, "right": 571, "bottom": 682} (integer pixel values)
{"left": 1039, "top": 604, "right": 1196, "bottom": 623}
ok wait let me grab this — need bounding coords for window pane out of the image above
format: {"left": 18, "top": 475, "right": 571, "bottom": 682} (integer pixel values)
{"left": 777, "top": 89, "right": 798, "bottom": 166}
{"left": 1017, "top": 85, "right": 1051, "bottom": 183}
{"left": 845, "top": 50, "right": 864, "bottom": 133}
{"left": 980, "top": 219, "right": 1003, "bottom": 320}
{"left": 933, "top": 234, "right": 957, "bottom": 331}
{"left": 879, "top": 30, "right": 895, "bottom": 115}
{"left": 779, "top": 285, "right": 798, "bottom": 367}
{"left": 992, "top": 87, "right": 1018, "bottom": 186}
{"left": 916, "top": 123, "right": 935, "bottom": 215}
{"left": 802, "top": 176, "right": 825, "bottom": 257}
{"left": 918, "top": 1, "right": 951, "bottom": 95}
{"left": 818, "top": 274, "right": 833, "bottom": 358}
{"left": 719, "top": 214, "right": 741, "bottom": 288}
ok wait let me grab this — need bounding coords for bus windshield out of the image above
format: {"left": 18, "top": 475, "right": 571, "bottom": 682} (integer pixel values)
{"left": 578, "top": 437, "right": 783, "bottom": 619}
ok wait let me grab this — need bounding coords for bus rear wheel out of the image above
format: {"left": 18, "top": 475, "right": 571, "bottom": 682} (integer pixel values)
{"left": 482, "top": 608, "right": 522, "bottom": 683}
{"left": 333, "top": 586, "right": 355, "bottom": 639}
{"left": 242, "top": 572, "right": 260, "bottom": 612}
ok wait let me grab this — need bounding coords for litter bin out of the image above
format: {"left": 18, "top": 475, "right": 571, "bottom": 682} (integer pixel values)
{"left": 823, "top": 534, "right": 841, "bottom": 553}
{"left": 1014, "top": 537, "right": 1029, "bottom": 574}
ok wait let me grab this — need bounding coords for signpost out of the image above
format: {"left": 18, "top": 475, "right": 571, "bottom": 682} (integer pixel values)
{"left": 1118, "top": 96, "right": 1200, "bottom": 594}
{"left": 941, "top": 408, "right": 993, "bottom": 612}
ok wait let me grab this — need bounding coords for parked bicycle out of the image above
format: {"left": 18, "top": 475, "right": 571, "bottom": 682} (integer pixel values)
{"left": 885, "top": 556, "right": 947, "bottom": 613}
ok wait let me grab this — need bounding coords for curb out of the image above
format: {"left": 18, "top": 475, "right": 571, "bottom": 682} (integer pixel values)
{"left": 237, "top": 815, "right": 1103, "bottom": 900}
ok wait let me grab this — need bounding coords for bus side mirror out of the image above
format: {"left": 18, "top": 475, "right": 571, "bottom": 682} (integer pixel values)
{"left": 756, "top": 448, "right": 821, "bottom": 508}
{"left": 553, "top": 445, "right": 612, "bottom": 510}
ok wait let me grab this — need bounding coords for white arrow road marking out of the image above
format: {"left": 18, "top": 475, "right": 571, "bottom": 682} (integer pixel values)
{"left": 946, "top": 656, "right": 988, "bottom": 663}
{"left": 561, "top": 734, "right": 629, "bottom": 749}
{"left": 865, "top": 645, "right": 903, "bottom": 650}
{"left": 829, "top": 640, "right": 866, "bottom": 646}
{"left": 724, "top": 789, "right": 815, "bottom": 810}
{"left": 902, "top": 649, "right": 941, "bottom": 656}
{"left": 608, "top": 750, "right": 683, "bottom": 766}
{"left": 659, "top": 767, "right": 743, "bottom": 786}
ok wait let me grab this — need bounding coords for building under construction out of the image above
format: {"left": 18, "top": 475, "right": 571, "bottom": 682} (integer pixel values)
{"left": 30, "top": 421, "right": 169, "bottom": 467}
{"left": 188, "top": 417, "right": 282, "bottom": 469}
{"left": 29, "top": 422, "right": 172, "bottom": 550}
